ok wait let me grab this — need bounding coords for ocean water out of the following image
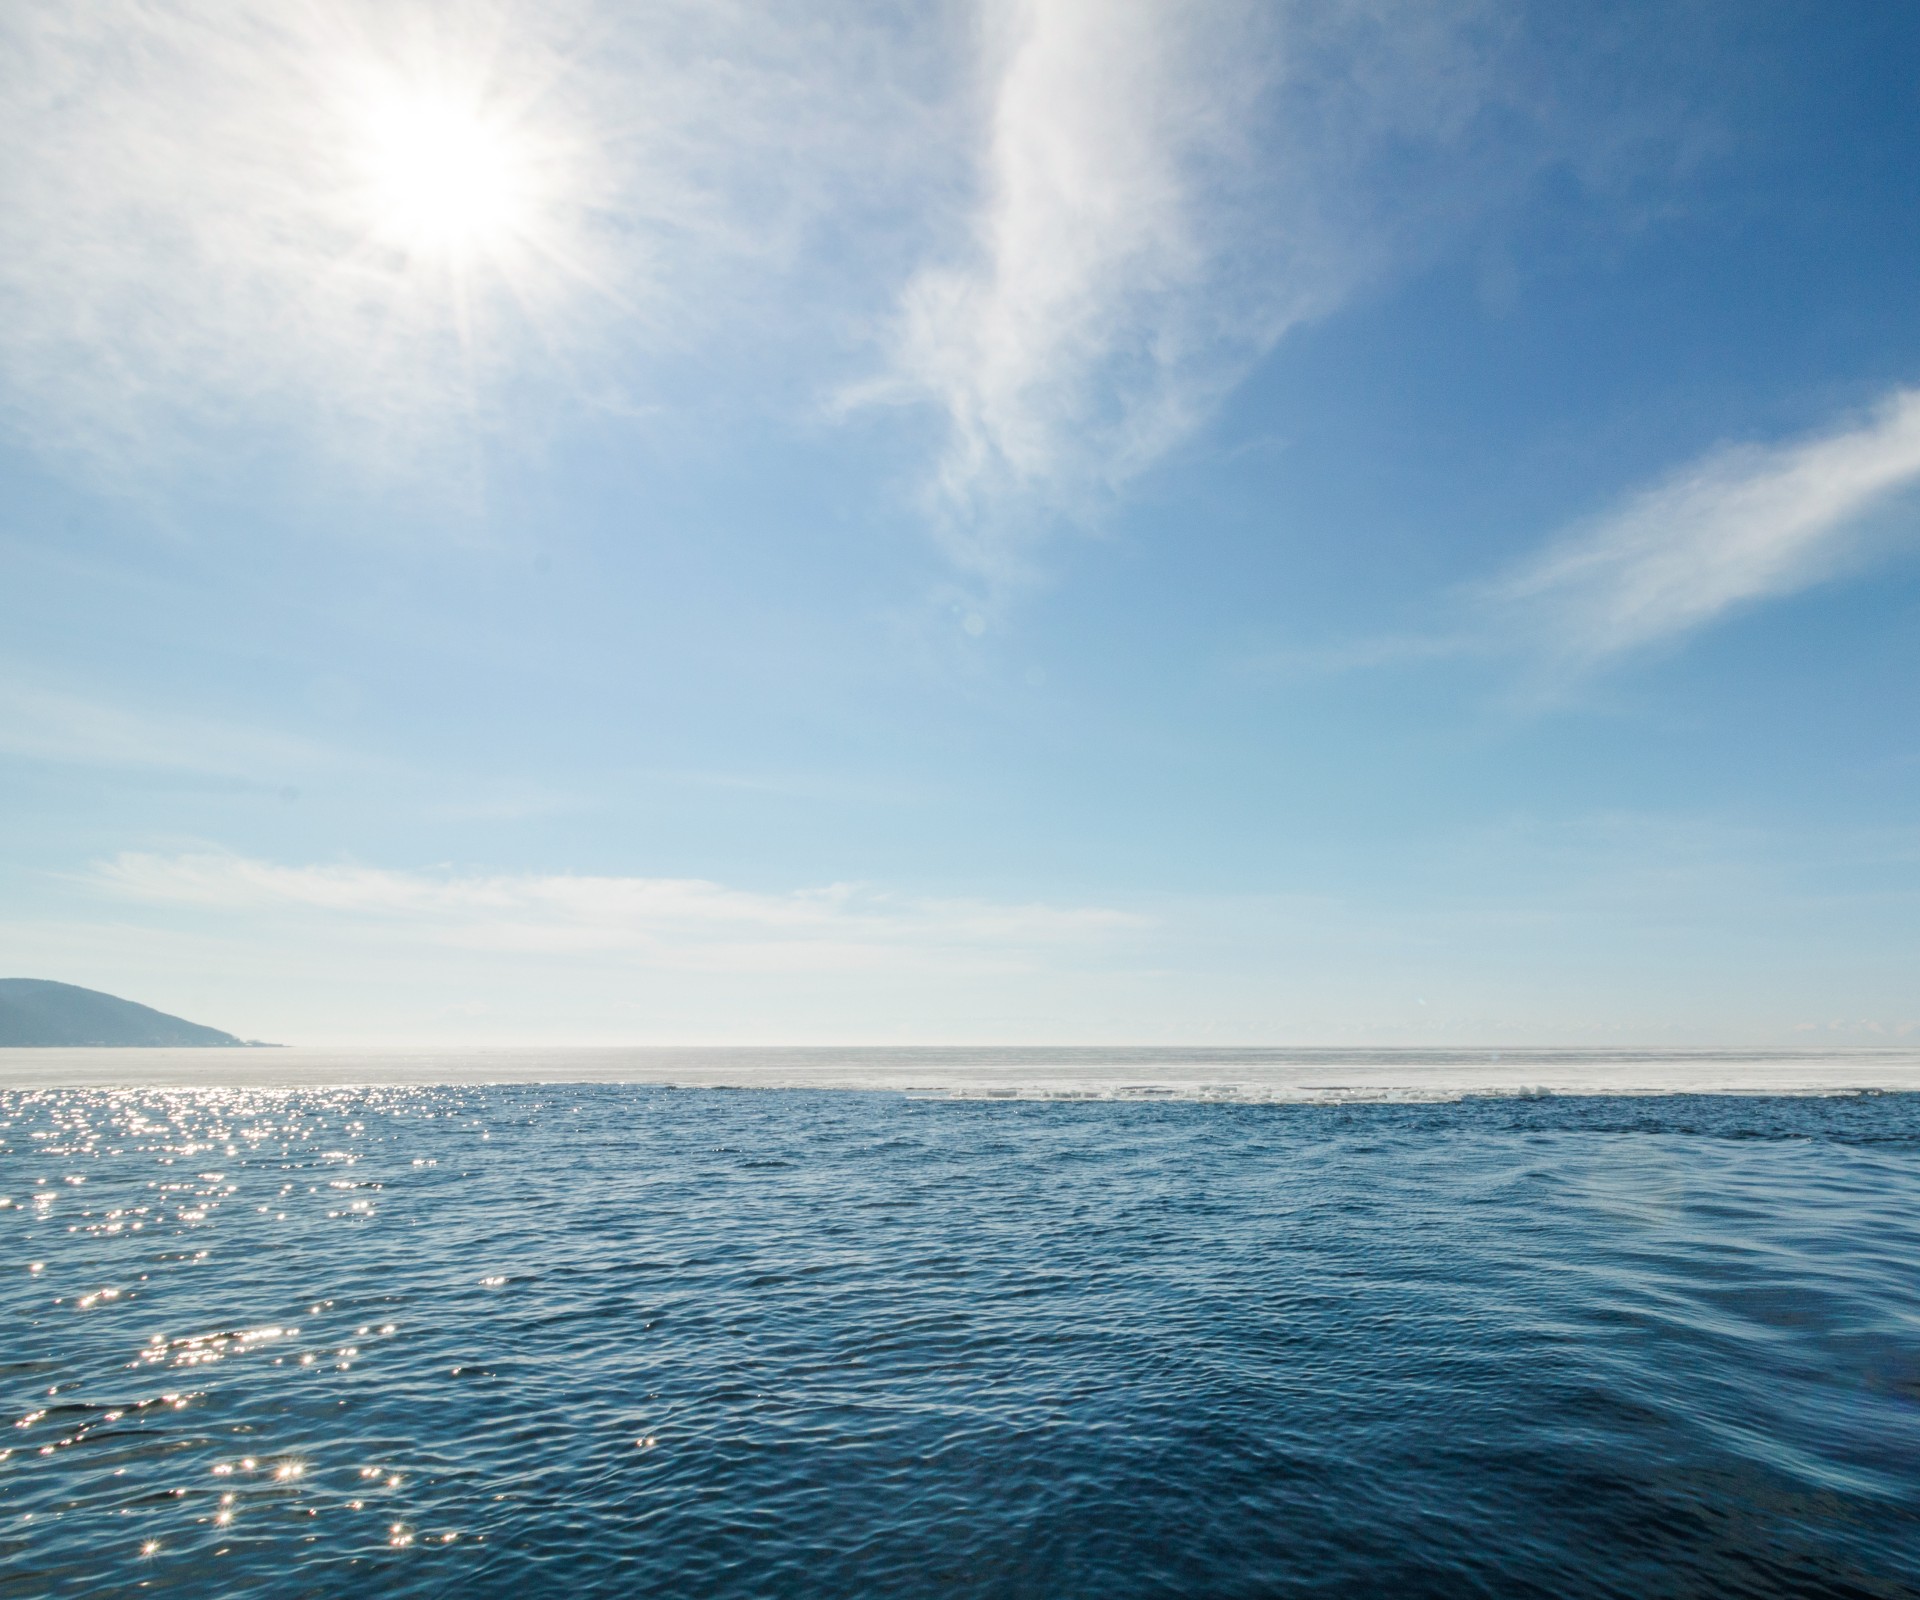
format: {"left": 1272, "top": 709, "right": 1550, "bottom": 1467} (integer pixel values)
{"left": 4, "top": 1067, "right": 1920, "bottom": 1596}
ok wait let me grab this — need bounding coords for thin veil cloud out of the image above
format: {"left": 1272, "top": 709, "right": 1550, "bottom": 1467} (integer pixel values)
{"left": 89, "top": 851, "right": 1148, "bottom": 974}
{"left": 0, "top": 0, "right": 949, "bottom": 477}
{"left": 0, "top": 680, "right": 338, "bottom": 780}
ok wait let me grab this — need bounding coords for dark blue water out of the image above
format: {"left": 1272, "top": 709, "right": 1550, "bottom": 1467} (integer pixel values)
{"left": 4, "top": 1087, "right": 1920, "bottom": 1598}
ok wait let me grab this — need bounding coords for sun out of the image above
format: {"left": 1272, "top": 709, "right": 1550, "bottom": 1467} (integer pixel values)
{"left": 314, "top": 43, "right": 599, "bottom": 354}
{"left": 346, "top": 83, "right": 543, "bottom": 263}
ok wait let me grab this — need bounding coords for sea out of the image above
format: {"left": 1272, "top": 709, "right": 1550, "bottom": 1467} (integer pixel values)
{"left": 5, "top": 1047, "right": 1920, "bottom": 1598}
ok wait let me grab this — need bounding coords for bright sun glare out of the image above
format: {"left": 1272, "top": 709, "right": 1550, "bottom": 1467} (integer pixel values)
{"left": 352, "top": 89, "right": 539, "bottom": 261}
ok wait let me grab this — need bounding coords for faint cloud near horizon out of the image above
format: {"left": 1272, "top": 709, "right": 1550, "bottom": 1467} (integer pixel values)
{"left": 87, "top": 851, "right": 1150, "bottom": 975}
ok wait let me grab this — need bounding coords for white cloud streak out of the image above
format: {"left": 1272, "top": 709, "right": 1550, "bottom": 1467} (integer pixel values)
{"left": 1495, "top": 389, "right": 1920, "bottom": 664}
{"left": 875, "top": 0, "right": 1511, "bottom": 575}
{"left": 90, "top": 852, "right": 1148, "bottom": 974}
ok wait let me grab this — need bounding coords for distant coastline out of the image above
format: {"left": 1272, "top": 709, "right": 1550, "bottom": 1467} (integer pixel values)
{"left": 0, "top": 978, "right": 277, "bottom": 1048}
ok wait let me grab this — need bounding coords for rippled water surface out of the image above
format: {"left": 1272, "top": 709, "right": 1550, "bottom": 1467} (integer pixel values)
{"left": 5, "top": 1085, "right": 1920, "bottom": 1597}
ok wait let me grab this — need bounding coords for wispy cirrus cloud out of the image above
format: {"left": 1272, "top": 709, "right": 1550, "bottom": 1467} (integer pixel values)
{"left": 868, "top": 0, "right": 1551, "bottom": 577}
{"left": 883, "top": 0, "right": 1280, "bottom": 560}
{"left": 89, "top": 851, "right": 1148, "bottom": 974}
{"left": 1493, "top": 388, "right": 1920, "bottom": 666}
{"left": 1256, "top": 387, "right": 1920, "bottom": 685}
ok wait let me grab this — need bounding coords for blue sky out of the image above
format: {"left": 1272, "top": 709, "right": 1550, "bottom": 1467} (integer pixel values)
{"left": 3, "top": 0, "right": 1919, "bottom": 1044}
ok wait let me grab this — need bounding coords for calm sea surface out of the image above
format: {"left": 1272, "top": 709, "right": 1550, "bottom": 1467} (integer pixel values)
{"left": 5, "top": 1062, "right": 1920, "bottom": 1596}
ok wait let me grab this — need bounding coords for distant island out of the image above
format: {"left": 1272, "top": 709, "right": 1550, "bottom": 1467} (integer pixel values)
{"left": 0, "top": 979, "right": 277, "bottom": 1047}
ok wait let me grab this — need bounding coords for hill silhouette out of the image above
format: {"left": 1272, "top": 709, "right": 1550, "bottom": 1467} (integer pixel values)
{"left": 0, "top": 979, "right": 257, "bottom": 1046}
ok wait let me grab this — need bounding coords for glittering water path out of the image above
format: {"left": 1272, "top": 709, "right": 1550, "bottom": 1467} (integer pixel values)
{"left": 5, "top": 1082, "right": 1920, "bottom": 1597}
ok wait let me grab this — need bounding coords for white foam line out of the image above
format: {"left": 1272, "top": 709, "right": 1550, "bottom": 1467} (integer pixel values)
{"left": 4, "top": 1046, "right": 1920, "bottom": 1099}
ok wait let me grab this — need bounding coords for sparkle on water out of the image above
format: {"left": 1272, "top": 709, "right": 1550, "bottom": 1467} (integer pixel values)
{"left": 4, "top": 1078, "right": 1920, "bottom": 1597}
